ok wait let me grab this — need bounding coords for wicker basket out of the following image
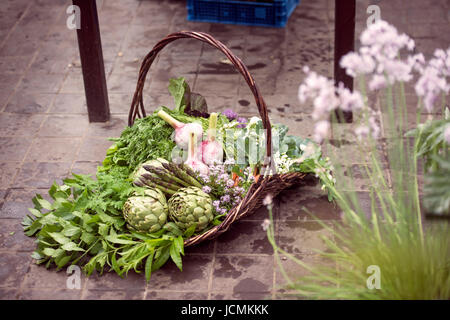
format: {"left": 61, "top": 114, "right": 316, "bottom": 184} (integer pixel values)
{"left": 128, "top": 31, "right": 307, "bottom": 247}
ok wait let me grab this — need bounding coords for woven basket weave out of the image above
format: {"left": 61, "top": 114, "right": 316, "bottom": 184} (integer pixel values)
{"left": 128, "top": 31, "right": 307, "bottom": 247}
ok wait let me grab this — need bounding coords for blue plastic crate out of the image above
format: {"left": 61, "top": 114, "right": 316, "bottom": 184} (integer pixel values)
{"left": 187, "top": 0, "right": 300, "bottom": 28}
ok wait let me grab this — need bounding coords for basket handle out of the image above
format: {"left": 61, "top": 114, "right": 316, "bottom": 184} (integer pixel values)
{"left": 128, "top": 31, "right": 273, "bottom": 161}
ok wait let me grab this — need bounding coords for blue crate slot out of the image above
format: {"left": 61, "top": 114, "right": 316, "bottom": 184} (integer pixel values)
{"left": 187, "top": 0, "right": 300, "bottom": 28}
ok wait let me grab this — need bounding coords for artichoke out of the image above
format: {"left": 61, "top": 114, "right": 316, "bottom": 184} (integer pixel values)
{"left": 123, "top": 188, "right": 168, "bottom": 233}
{"left": 168, "top": 187, "right": 214, "bottom": 232}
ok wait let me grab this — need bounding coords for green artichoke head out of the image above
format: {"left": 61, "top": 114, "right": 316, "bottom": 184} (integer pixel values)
{"left": 123, "top": 188, "right": 168, "bottom": 233}
{"left": 168, "top": 187, "right": 214, "bottom": 232}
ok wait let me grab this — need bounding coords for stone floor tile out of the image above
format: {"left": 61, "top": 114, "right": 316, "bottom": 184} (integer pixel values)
{"left": 0, "top": 137, "right": 32, "bottom": 162}
{"left": 14, "top": 162, "right": 71, "bottom": 189}
{"left": 146, "top": 291, "right": 208, "bottom": 300}
{"left": 22, "top": 263, "right": 81, "bottom": 289}
{"left": 0, "top": 252, "right": 31, "bottom": 287}
{"left": 194, "top": 74, "right": 240, "bottom": 96}
{"left": 184, "top": 239, "right": 215, "bottom": 255}
{"left": 59, "top": 72, "right": 85, "bottom": 93}
{"left": 86, "top": 270, "right": 146, "bottom": 291}
{"left": 86, "top": 115, "right": 128, "bottom": 137}
{"left": 4, "top": 93, "right": 54, "bottom": 114}
{"left": 211, "top": 255, "right": 273, "bottom": 294}
{"left": 146, "top": 255, "right": 213, "bottom": 291}
{"left": 76, "top": 138, "right": 113, "bottom": 162}
{"left": 0, "top": 56, "right": 33, "bottom": 74}
{"left": 108, "top": 93, "right": 133, "bottom": 114}
{"left": 0, "top": 113, "right": 46, "bottom": 137}
{"left": 210, "top": 291, "right": 272, "bottom": 300}
{"left": 83, "top": 289, "right": 145, "bottom": 300}
{"left": 49, "top": 93, "right": 87, "bottom": 114}
{"left": 0, "top": 189, "right": 48, "bottom": 219}
{"left": 71, "top": 161, "right": 102, "bottom": 176}
{"left": 215, "top": 220, "right": 273, "bottom": 255}
{"left": 0, "top": 162, "right": 20, "bottom": 189}
{"left": 0, "top": 287, "right": 20, "bottom": 299}
{"left": 18, "top": 288, "right": 82, "bottom": 300}
{"left": 273, "top": 254, "right": 337, "bottom": 294}
{"left": 0, "top": 74, "right": 22, "bottom": 93}
{"left": 38, "top": 115, "right": 89, "bottom": 137}
{"left": 276, "top": 221, "right": 334, "bottom": 255}
{"left": 278, "top": 187, "right": 341, "bottom": 221}
{"left": 16, "top": 72, "right": 65, "bottom": 93}
{"left": 0, "top": 218, "right": 35, "bottom": 251}
{"left": 25, "top": 137, "right": 81, "bottom": 162}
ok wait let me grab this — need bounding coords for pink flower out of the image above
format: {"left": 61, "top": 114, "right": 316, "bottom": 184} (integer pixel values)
{"left": 314, "top": 120, "right": 330, "bottom": 143}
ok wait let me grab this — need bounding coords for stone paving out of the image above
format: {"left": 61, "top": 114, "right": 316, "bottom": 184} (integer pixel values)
{"left": 0, "top": 0, "right": 448, "bottom": 300}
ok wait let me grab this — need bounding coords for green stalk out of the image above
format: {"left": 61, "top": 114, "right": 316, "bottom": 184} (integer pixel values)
{"left": 141, "top": 180, "right": 177, "bottom": 196}
{"left": 144, "top": 166, "right": 191, "bottom": 187}
{"left": 208, "top": 113, "right": 218, "bottom": 142}
{"left": 162, "top": 162, "right": 202, "bottom": 188}
{"left": 143, "top": 175, "right": 182, "bottom": 192}
{"left": 157, "top": 109, "right": 183, "bottom": 129}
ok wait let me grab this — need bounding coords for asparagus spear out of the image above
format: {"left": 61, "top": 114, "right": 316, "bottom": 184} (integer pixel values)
{"left": 162, "top": 162, "right": 203, "bottom": 188}
{"left": 141, "top": 175, "right": 183, "bottom": 192}
{"left": 141, "top": 179, "right": 177, "bottom": 196}
{"left": 143, "top": 165, "right": 191, "bottom": 188}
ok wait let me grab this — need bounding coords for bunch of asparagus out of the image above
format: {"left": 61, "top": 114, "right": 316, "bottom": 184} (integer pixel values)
{"left": 133, "top": 158, "right": 203, "bottom": 195}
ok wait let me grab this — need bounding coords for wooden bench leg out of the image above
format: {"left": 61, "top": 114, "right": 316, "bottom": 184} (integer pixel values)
{"left": 73, "top": 0, "right": 110, "bottom": 122}
{"left": 334, "top": 0, "right": 355, "bottom": 123}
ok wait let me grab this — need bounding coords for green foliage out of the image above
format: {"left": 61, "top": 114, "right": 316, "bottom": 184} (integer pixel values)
{"left": 102, "top": 116, "right": 176, "bottom": 172}
{"left": 423, "top": 155, "right": 450, "bottom": 215}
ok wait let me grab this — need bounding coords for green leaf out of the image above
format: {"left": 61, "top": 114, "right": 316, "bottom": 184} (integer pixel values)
{"left": 104, "top": 234, "right": 136, "bottom": 245}
{"left": 80, "top": 232, "right": 96, "bottom": 245}
{"left": 152, "top": 246, "right": 171, "bottom": 272}
{"left": 48, "top": 232, "right": 71, "bottom": 245}
{"left": 62, "top": 241, "right": 85, "bottom": 252}
{"left": 170, "top": 241, "right": 183, "bottom": 271}
{"left": 37, "top": 198, "right": 53, "bottom": 211}
{"left": 183, "top": 224, "right": 197, "bottom": 239}
{"left": 63, "top": 225, "right": 81, "bottom": 238}
{"left": 110, "top": 251, "right": 121, "bottom": 276}
{"left": 168, "top": 77, "right": 190, "bottom": 113}
{"left": 28, "top": 208, "right": 43, "bottom": 218}
{"left": 55, "top": 255, "right": 72, "bottom": 269}
{"left": 98, "top": 223, "right": 109, "bottom": 237}
{"left": 145, "top": 249, "right": 155, "bottom": 282}
{"left": 174, "top": 235, "right": 184, "bottom": 256}
{"left": 163, "top": 222, "right": 183, "bottom": 236}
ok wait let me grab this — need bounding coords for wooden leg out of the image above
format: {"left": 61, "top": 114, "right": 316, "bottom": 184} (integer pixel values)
{"left": 73, "top": 0, "right": 110, "bottom": 122}
{"left": 334, "top": 0, "right": 355, "bottom": 123}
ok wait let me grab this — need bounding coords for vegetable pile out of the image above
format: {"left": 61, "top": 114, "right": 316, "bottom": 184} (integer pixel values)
{"left": 22, "top": 77, "right": 334, "bottom": 281}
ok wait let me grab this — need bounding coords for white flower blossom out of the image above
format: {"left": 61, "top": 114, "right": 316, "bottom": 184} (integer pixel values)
{"left": 314, "top": 120, "right": 330, "bottom": 143}
{"left": 261, "top": 219, "right": 271, "bottom": 231}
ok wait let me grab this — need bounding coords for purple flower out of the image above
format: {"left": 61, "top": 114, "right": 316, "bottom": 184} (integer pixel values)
{"left": 223, "top": 109, "right": 238, "bottom": 120}
{"left": 236, "top": 117, "right": 247, "bottom": 128}
{"left": 226, "top": 179, "right": 235, "bottom": 188}
{"left": 221, "top": 195, "right": 231, "bottom": 203}
{"left": 202, "top": 186, "right": 212, "bottom": 194}
{"left": 220, "top": 208, "right": 227, "bottom": 215}
{"left": 213, "top": 200, "right": 220, "bottom": 208}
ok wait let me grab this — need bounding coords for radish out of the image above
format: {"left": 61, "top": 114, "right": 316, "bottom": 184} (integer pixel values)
{"left": 184, "top": 131, "right": 209, "bottom": 175}
{"left": 157, "top": 109, "right": 203, "bottom": 149}
{"left": 202, "top": 113, "right": 223, "bottom": 165}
